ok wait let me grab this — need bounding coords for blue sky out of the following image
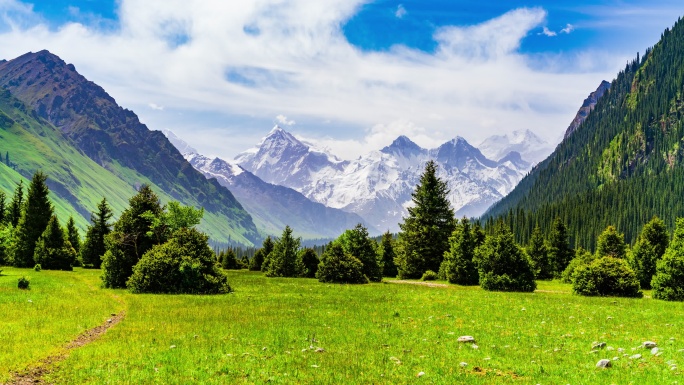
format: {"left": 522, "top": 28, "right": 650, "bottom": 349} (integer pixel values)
{"left": 1, "top": 1, "right": 683, "bottom": 159}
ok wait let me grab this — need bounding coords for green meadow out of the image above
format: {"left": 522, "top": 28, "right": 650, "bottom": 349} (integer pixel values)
{"left": 1, "top": 268, "right": 682, "bottom": 384}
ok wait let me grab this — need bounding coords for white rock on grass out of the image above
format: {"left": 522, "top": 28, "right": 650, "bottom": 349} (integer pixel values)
{"left": 630, "top": 354, "right": 642, "bottom": 360}
{"left": 651, "top": 347, "right": 660, "bottom": 355}
{"left": 596, "top": 359, "right": 612, "bottom": 368}
{"left": 458, "top": 336, "right": 476, "bottom": 343}
{"left": 643, "top": 341, "right": 657, "bottom": 349}
{"left": 592, "top": 342, "right": 607, "bottom": 349}
{"left": 416, "top": 371, "right": 425, "bottom": 377}
{"left": 460, "top": 362, "right": 468, "bottom": 367}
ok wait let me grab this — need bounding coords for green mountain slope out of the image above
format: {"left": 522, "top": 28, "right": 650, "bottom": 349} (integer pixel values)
{"left": 0, "top": 52, "right": 259, "bottom": 246}
{"left": 484, "top": 16, "right": 684, "bottom": 249}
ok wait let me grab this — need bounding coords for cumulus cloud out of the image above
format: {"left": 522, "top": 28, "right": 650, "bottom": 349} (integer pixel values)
{"left": 148, "top": 103, "right": 164, "bottom": 110}
{"left": 0, "top": 0, "right": 614, "bottom": 160}
{"left": 539, "top": 26, "right": 557, "bottom": 36}
{"left": 395, "top": 4, "right": 407, "bottom": 19}
{"left": 276, "top": 114, "right": 295, "bottom": 126}
{"left": 561, "top": 23, "right": 574, "bottom": 34}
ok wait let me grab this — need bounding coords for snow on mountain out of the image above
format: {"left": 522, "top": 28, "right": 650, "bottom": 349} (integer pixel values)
{"left": 160, "top": 128, "right": 198, "bottom": 155}
{"left": 237, "top": 127, "right": 531, "bottom": 233}
{"left": 478, "top": 129, "right": 552, "bottom": 166}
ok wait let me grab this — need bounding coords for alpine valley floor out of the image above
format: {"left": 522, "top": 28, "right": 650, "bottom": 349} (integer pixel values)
{"left": 1, "top": 268, "right": 681, "bottom": 384}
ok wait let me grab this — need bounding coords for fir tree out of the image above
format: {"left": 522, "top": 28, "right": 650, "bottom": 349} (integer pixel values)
{"left": 13, "top": 172, "right": 53, "bottom": 267}
{"left": 296, "top": 247, "right": 319, "bottom": 278}
{"left": 629, "top": 216, "right": 669, "bottom": 289}
{"left": 316, "top": 242, "right": 368, "bottom": 284}
{"left": 9, "top": 180, "right": 24, "bottom": 228}
{"left": 337, "top": 224, "right": 382, "bottom": 282}
{"left": 596, "top": 226, "right": 627, "bottom": 259}
{"left": 260, "top": 236, "right": 275, "bottom": 272}
{"left": 652, "top": 218, "right": 684, "bottom": 301}
{"left": 396, "top": 160, "right": 456, "bottom": 278}
{"left": 548, "top": 217, "right": 573, "bottom": 276}
{"left": 34, "top": 215, "right": 76, "bottom": 270}
{"left": 249, "top": 248, "right": 265, "bottom": 271}
{"left": 440, "top": 218, "right": 479, "bottom": 285}
{"left": 65, "top": 216, "right": 81, "bottom": 256}
{"left": 265, "top": 226, "right": 300, "bottom": 277}
{"left": 80, "top": 198, "right": 114, "bottom": 268}
{"left": 378, "top": 231, "right": 398, "bottom": 277}
{"left": 102, "top": 185, "right": 164, "bottom": 288}
{"left": 0, "top": 191, "right": 6, "bottom": 225}
{"left": 220, "top": 248, "right": 239, "bottom": 270}
{"left": 527, "top": 224, "right": 553, "bottom": 279}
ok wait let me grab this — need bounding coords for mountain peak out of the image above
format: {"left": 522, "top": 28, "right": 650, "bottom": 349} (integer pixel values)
{"left": 564, "top": 80, "right": 611, "bottom": 139}
{"left": 381, "top": 135, "right": 424, "bottom": 157}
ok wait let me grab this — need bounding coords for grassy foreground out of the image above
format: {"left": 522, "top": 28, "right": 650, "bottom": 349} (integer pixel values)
{"left": 1, "top": 268, "right": 682, "bottom": 384}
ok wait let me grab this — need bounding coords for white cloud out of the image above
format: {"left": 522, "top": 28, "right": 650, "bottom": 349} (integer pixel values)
{"left": 148, "top": 103, "right": 164, "bottom": 110}
{"left": 539, "top": 26, "right": 557, "bottom": 36}
{"left": 0, "top": 1, "right": 616, "bottom": 160}
{"left": 395, "top": 4, "right": 407, "bottom": 19}
{"left": 276, "top": 114, "right": 295, "bottom": 126}
{"left": 561, "top": 23, "right": 574, "bottom": 34}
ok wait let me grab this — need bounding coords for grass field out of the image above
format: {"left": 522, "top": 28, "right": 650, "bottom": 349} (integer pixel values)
{"left": 1, "top": 268, "right": 682, "bottom": 384}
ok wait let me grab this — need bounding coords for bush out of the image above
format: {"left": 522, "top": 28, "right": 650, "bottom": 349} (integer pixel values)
{"left": 560, "top": 248, "right": 595, "bottom": 283}
{"left": 297, "top": 248, "right": 319, "bottom": 278}
{"left": 34, "top": 264, "right": 42, "bottom": 272}
{"left": 316, "top": 243, "right": 368, "bottom": 284}
{"left": 17, "top": 276, "right": 30, "bottom": 289}
{"left": 421, "top": 270, "right": 438, "bottom": 281}
{"left": 652, "top": 218, "right": 684, "bottom": 301}
{"left": 475, "top": 222, "right": 536, "bottom": 292}
{"left": 572, "top": 257, "right": 642, "bottom": 298}
{"left": 127, "top": 228, "right": 231, "bottom": 294}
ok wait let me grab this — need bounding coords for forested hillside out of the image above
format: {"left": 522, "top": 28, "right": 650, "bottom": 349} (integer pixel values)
{"left": 484, "top": 17, "right": 684, "bottom": 250}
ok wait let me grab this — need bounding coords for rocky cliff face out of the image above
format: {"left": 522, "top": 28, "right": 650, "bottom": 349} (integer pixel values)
{"left": 564, "top": 80, "right": 611, "bottom": 139}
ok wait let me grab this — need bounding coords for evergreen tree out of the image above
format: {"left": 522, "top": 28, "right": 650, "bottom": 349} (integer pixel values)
{"left": 629, "top": 216, "right": 669, "bottom": 289}
{"left": 101, "top": 185, "right": 164, "bottom": 288}
{"left": 65, "top": 216, "right": 81, "bottom": 256}
{"left": 440, "top": 218, "right": 479, "bottom": 285}
{"left": 527, "top": 224, "right": 553, "bottom": 280}
{"left": 265, "top": 226, "right": 300, "bottom": 277}
{"left": 652, "top": 218, "right": 684, "bottom": 301}
{"left": 296, "top": 247, "right": 319, "bottom": 278}
{"left": 396, "top": 160, "right": 456, "bottom": 278}
{"left": 220, "top": 248, "right": 240, "bottom": 269}
{"left": 249, "top": 248, "right": 265, "bottom": 271}
{"left": 239, "top": 255, "right": 249, "bottom": 269}
{"left": 260, "top": 236, "right": 275, "bottom": 272}
{"left": 548, "top": 217, "right": 573, "bottom": 276}
{"left": 34, "top": 215, "right": 76, "bottom": 270}
{"left": 4, "top": 151, "right": 8, "bottom": 166}
{"left": 0, "top": 191, "right": 6, "bottom": 225}
{"left": 316, "top": 242, "right": 368, "bottom": 284}
{"left": 378, "top": 231, "right": 398, "bottom": 277}
{"left": 596, "top": 226, "right": 627, "bottom": 259}
{"left": 81, "top": 198, "right": 114, "bottom": 268}
{"left": 0, "top": 225, "right": 14, "bottom": 266}
{"left": 8, "top": 180, "right": 24, "bottom": 228}
{"left": 337, "top": 224, "right": 382, "bottom": 282}
{"left": 475, "top": 221, "right": 536, "bottom": 292}
{"left": 13, "top": 172, "right": 53, "bottom": 267}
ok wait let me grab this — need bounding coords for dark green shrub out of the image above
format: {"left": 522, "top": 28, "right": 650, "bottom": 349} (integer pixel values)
{"left": 316, "top": 243, "right": 368, "bottom": 284}
{"left": 17, "top": 276, "right": 29, "bottom": 289}
{"left": 440, "top": 218, "right": 479, "bottom": 285}
{"left": 265, "top": 226, "right": 300, "bottom": 278}
{"left": 560, "top": 248, "right": 595, "bottom": 283}
{"left": 297, "top": 248, "right": 319, "bottom": 278}
{"left": 652, "top": 218, "right": 684, "bottom": 301}
{"left": 127, "top": 228, "right": 231, "bottom": 294}
{"left": 421, "top": 270, "right": 438, "bottom": 281}
{"left": 475, "top": 222, "right": 536, "bottom": 292}
{"left": 249, "top": 249, "right": 265, "bottom": 271}
{"left": 572, "top": 257, "right": 642, "bottom": 298}
{"left": 336, "top": 224, "right": 382, "bottom": 282}
{"left": 33, "top": 216, "right": 76, "bottom": 271}
{"left": 34, "top": 264, "right": 41, "bottom": 272}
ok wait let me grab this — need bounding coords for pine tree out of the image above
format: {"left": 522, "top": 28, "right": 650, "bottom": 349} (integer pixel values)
{"left": 596, "top": 226, "right": 627, "bottom": 259}
{"left": 548, "top": 217, "right": 573, "bottom": 276}
{"left": 629, "top": 216, "right": 669, "bottom": 289}
{"left": 220, "top": 248, "right": 239, "bottom": 269}
{"left": 337, "top": 224, "right": 382, "bottom": 282}
{"left": 440, "top": 218, "right": 479, "bottom": 285}
{"left": 260, "top": 236, "right": 275, "bottom": 272}
{"left": 396, "top": 160, "right": 456, "bottom": 278}
{"left": 249, "top": 248, "right": 265, "bottom": 271}
{"left": 0, "top": 191, "right": 6, "bottom": 225}
{"left": 475, "top": 221, "right": 536, "bottom": 292}
{"left": 265, "top": 226, "right": 300, "bottom": 277}
{"left": 81, "top": 198, "right": 114, "bottom": 268}
{"left": 379, "top": 231, "right": 398, "bottom": 277}
{"left": 316, "top": 242, "right": 368, "bottom": 284}
{"left": 296, "top": 248, "right": 319, "bottom": 278}
{"left": 102, "top": 185, "right": 164, "bottom": 288}
{"left": 13, "top": 172, "right": 53, "bottom": 267}
{"left": 652, "top": 218, "right": 684, "bottom": 301}
{"left": 34, "top": 215, "right": 76, "bottom": 270}
{"left": 65, "top": 216, "right": 81, "bottom": 256}
{"left": 527, "top": 224, "right": 552, "bottom": 279}
{"left": 8, "top": 180, "right": 24, "bottom": 228}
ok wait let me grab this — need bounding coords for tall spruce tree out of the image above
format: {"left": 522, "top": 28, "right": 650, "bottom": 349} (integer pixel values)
{"left": 396, "top": 160, "right": 456, "bottom": 279}
{"left": 249, "top": 248, "right": 265, "bottom": 271}
{"left": 296, "top": 247, "right": 319, "bottom": 278}
{"left": 81, "top": 198, "right": 114, "bottom": 268}
{"left": 629, "top": 216, "right": 669, "bottom": 289}
{"left": 0, "top": 191, "right": 6, "bottom": 225}
{"left": 34, "top": 215, "right": 77, "bottom": 270}
{"left": 652, "top": 218, "right": 684, "bottom": 301}
{"left": 527, "top": 224, "right": 553, "bottom": 280}
{"left": 260, "top": 236, "right": 275, "bottom": 272}
{"left": 440, "top": 218, "right": 479, "bottom": 285}
{"left": 596, "top": 226, "right": 627, "bottom": 259}
{"left": 13, "top": 172, "right": 53, "bottom": 267}
{"left": 379, "top": 231, "right": 398, "bottom": 277}
{"left": 548, "top": 217, "right": 573, "bottom": 276}
{"left": 265, "top": 226, "right": 300, "bottom": 277}
{"left": 102, "top": 185, "right": 164, "bottom": 288}
{"left": 337, "top": 224, "right": 382, "bottom": 282}
{"left": 65, "top": 216, "right": 81, "bottom": 256}
{"left": 9, "top": 180, "right": 24, "bottom": 228}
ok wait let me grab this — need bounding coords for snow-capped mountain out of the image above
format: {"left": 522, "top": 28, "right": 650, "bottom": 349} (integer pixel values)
{"left": 236, "top": 127, "right": 531, "bottom": 232}
{"left": 162, "top": 130, "right": 373, "bottom": 239}
{"left": 477, "top": 129, "right": 552, "bottom": 165}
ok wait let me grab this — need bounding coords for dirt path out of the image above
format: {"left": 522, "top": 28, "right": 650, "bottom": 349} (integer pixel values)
{"left": 6, "top": 311, "right": 126, "bottom": 385}
{"left": 387, "top": 280, "right": 450, "bottom": 288}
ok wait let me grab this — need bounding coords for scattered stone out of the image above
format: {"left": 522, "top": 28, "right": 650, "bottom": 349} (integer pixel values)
{"left": 170, "top": 345, "right": 176, "bottom": 349}
{"left": 262, "top": 347, "right": 267, "bottom": 351}
{"left": 417, "top": 371, "right": 425, "bottom": 377}
{"left": 460, "top": 362, "right": 468, "bottom": 367}
{"left": 617, "top": 348, "right": 625, "bottom": 353}
{"left": 629, "top": 354, "right": 642, "bottom": 360}
{"left": 458, "top": 336, "right": 476, "bottom": 343}
{"left": 315, "top": 347, "right": 325, "bottom": 353}
{"left": 592, "top": 342, "right": 607, "bottom": 349}
{"left": 107, "top": 319, "right": 113, "bottom": 323}
{"left": 596, "top": 359, "right": 612, "bottom": 368}
{"left": 612, "top": 357, "right": 619, "bottom": 361}
{"left": 472, "top": 344, "right": 479, "bottom": 350}
{"left": 643, "top": 341, "right": 657, "bottom": 349}
{"left": 651, "top": 347, "right": 659, "bottom": 355}
{"left": 311, "top": 365, "right": 319, "bottom": 368}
